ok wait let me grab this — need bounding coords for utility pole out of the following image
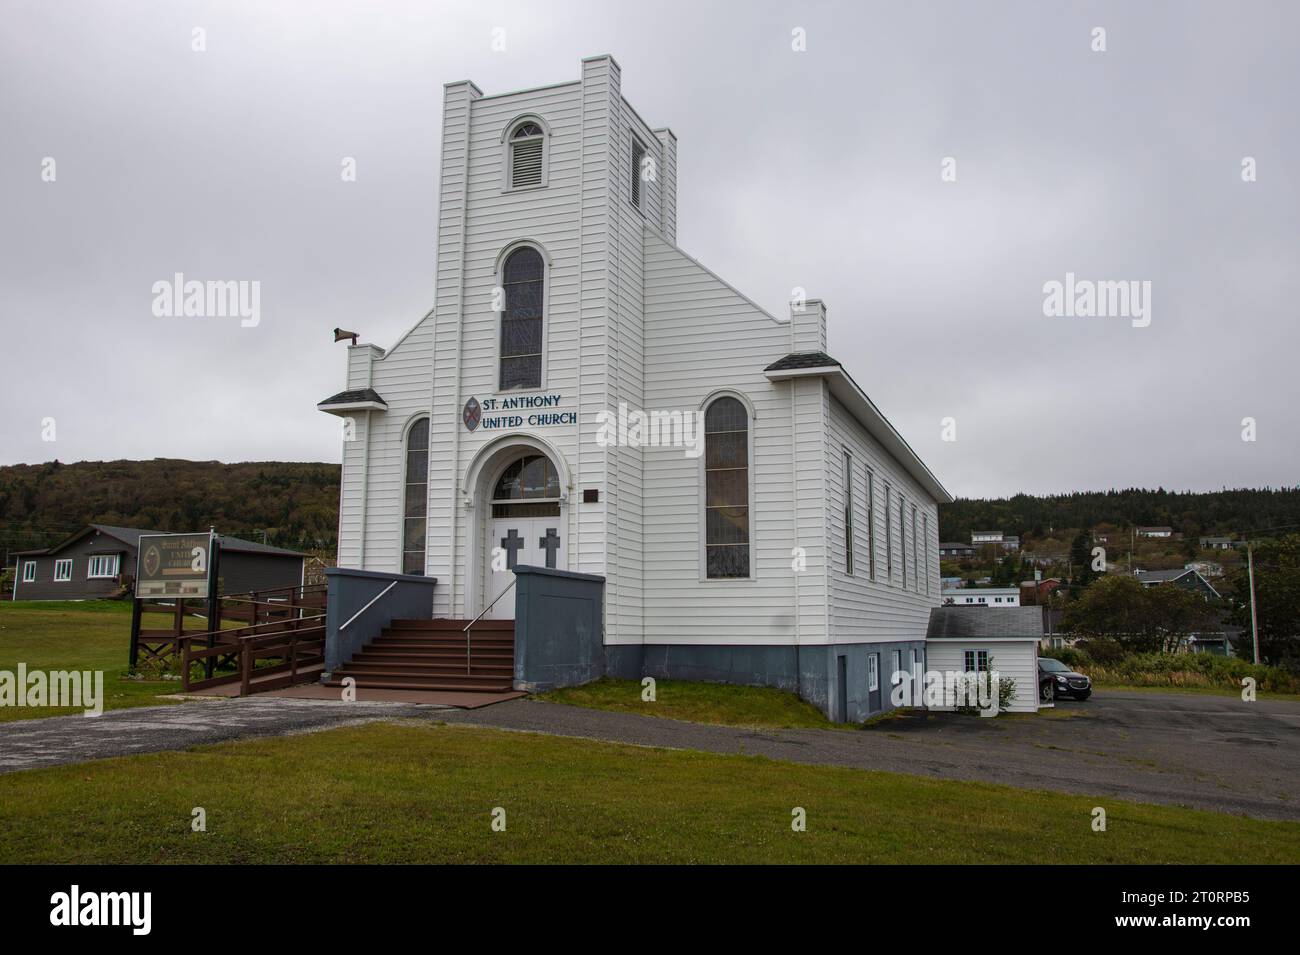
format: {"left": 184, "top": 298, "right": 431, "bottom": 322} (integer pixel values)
{"left": 1246, "top": 541, "right": 1260, "bottom": 665}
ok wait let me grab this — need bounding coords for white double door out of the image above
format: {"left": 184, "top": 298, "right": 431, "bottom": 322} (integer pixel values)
{"left": 486, "top": 515, "right": 565, "bottom": 619}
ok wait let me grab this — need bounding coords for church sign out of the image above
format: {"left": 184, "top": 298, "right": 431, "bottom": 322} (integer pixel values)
{"left": 463, "top": 394, "right": 577, "bottom": 432}
{"left": 135, "top": 532, "right": 214, "bottom": 598}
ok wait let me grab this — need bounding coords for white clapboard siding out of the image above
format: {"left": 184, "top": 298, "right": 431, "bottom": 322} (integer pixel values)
{"left": 825, "top": 396, "right": 941, "bottom": 644}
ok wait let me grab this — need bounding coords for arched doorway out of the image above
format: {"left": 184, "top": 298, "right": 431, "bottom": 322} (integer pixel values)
{"left": 483, "top": 451, "right": 565, "bottom": 618}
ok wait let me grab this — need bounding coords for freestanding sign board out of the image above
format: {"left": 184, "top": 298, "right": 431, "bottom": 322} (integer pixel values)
{"left": 135, "top": 532, "right": 214, "bottom": 599}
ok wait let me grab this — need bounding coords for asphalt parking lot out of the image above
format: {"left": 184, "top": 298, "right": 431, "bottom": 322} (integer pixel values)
{"left": 1, "top": 687, "right": 1296, "bottom": 822}
{"left": 439, "top": 688, "right": 1300, "bottom": 821}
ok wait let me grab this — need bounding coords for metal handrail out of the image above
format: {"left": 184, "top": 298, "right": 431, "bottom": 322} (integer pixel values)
{"left": 340, "top": 581, "right": 397, "bottom": 632}
{"left": 464, "top": 580, "right": 515, "bottom": 674}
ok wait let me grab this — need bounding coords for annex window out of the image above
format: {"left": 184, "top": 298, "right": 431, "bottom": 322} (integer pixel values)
{"left": 54, "top": 559, "right": 72, "bottom": 582}
{"left": 630, "top": 137, "right": 646, "bottom": 210}
{"left": 704, "top": 395, "right": 750, "bottom": 579}
{"left": 499, "top": 246, "right": 544, "bottom": 391}
{"left": 842, "top": 451, "right": 853, "bottom": 575}
{"left": 868, "top": 653, "right": 879, "bottom": 692}
{"left": 508, "top": 121, "right": 545, "bottom": 189}
{"left": 22, "top": 561, "right": 35, "bottom": 583}
{"left": 964, "top": 650, "right": 990, "bottom": 673}
{"left": 87, "top": 555, "right": 119, "bottom": 579}
{"left": 402, "top": 417, "right": 430, "bottom": 576}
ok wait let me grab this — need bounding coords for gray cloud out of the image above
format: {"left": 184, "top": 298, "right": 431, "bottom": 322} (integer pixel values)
{"left": 1, "top": 0, "right": 1296, "bottom": 497}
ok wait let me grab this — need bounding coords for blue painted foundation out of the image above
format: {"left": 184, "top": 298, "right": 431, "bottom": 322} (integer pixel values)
{"left": 606, "top": 640, "right": 925, "bottom": 722}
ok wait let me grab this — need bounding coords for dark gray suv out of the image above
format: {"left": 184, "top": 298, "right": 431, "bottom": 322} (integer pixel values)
{"left": 1038, "top": 657, "right": 1092, "bottom": 701}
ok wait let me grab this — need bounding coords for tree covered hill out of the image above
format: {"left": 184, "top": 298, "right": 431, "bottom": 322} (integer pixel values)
{"left": 0, "top": 459, "right": 341, "bottom": 559}
{"left": 3, "top": 460, "right": 1297, "bottom": 568}
{"left": 938, "top": 487, "right": 1300, "bottom": 546}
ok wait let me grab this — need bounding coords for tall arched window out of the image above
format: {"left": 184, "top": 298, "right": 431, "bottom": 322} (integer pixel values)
{"left": 499, "top": 247, "right": 544, "bottom": 390}
{"left": 704, "top": 395, "right": 750, "bottom": 578}
{"left": 508, "top": 122, "right": 545, "bottom": 189}
{"left": 402, "top": 417, "right": 429, "bottom": 575}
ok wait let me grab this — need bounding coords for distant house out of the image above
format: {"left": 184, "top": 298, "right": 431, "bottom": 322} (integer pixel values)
{"left": 1135, "top": 526, "right": 1173, "bottom": 538}
{"left": 1019, "top": 577, "right": 1063, "bottom": 604}
{"left": 12, "top": 524, "right": 306, "bottom": 601}
{"left": 1133, "top": 567, "right": 1220, "bottom": 599}
{"left": 941, "top": 585, "right": 1021, "bottom": 607}
{"left": 970, "top": 531, "right": 1019, "bottom": 551}
{"left": 1198, "top": 536, "right": 1234, "bottom": 550}
{"left": 939, "top": 542, "right": 975, "bottom": 559}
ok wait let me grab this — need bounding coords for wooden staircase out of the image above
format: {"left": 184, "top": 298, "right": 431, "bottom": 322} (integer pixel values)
{"left": 325, "top": 618, "right": 515, "bottom": 693}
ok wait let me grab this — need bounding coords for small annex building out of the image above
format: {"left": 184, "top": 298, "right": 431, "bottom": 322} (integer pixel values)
{"left": 924, "top": 606, "right": 1044, "bottom": 714}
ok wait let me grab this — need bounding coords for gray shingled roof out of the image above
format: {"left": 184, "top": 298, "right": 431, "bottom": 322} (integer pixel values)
{"left": 317, "top": 387, "right": 387, "bottom": 407}
{"left": 927, "top": 606, "right": 1044, "bottom": 639}
{"left": 30, "top": 524, "right": 305, "bottom": 558}
{"left": 1134, "top": 568, "right": 1193, "bottom": 583}
{"left": 763, "top": 351, "right": 841, "bottom": 372}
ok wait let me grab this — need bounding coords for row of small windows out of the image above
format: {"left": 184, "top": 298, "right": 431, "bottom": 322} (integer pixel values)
{"left": 20, "top": 554, "right": 120, "bottom": 583}
{"left": 842, "top": 455, "right": 930, "bottom": 592}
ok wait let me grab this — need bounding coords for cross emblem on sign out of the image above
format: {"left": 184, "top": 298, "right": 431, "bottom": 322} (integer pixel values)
{"left": 500, "top": 529, "right": 524, "bottom": 570}
{"left": 540, "top": 528, "right": 561, "bottom": 568}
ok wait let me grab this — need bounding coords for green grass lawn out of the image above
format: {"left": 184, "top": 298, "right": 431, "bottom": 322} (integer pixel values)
{"left": 0, "top": 600, "right": 183, "bottom": 722}
{"left": 0, "top": 719, "right": 1294, "bottom": 864}
{"left": 541, "top": 677, "right": 847, "bottom": 729}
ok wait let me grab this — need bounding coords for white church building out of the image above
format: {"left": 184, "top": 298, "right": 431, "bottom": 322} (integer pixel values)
{"left": 319, "top": 56, "right": 951, "bottom": 721}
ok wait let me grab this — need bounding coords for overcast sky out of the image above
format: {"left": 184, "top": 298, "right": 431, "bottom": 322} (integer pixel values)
{"left": 1, "top": 1, "right": 1296, "bottom": 498}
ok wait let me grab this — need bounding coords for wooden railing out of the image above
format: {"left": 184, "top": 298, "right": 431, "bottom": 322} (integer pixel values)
{"left": 180, "top": 611, "right": 326, "bottom": 696}
{"left": 134, "top": 584, "right": 327, "bottom": 669}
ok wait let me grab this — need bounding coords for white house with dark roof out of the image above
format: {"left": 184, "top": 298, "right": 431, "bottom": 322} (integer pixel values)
{"left": 317, "top": 56, "right": 950, "bottom": 721}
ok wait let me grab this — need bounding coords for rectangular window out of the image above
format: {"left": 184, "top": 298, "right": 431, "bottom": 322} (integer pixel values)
{"left": 899, "top": 493, "right": 907, "bottom": 589}
{"left": 842, "top": 450, "right": 853, "bottom": 575}
{"left": 911, "top": 505, "right": 919, "bottom": 592}
{"left": 868, "top": 653, "right": 879, "bottom": 692}
{"left": 630, "top": 138, "right": 645, "bottom": 210}
{"left": 964, "top": 650, "right": 990, "bottom": 673}
{"left": 922, "top": 514, "right": 929, "bottom": 594}
{"left": 54, "top": 559, "right": 72, "bottom": 582}
{"left": 884, "top": 482, "right": 893, "bottom": 583}
{"left": 22, "top": 561, "right": 35, "bottom": 583}
{"left": 865, "top": 469, "right": 876, "bottom": 581}
{"left": 87, "top": 555, "right": 119, "bottom": 579}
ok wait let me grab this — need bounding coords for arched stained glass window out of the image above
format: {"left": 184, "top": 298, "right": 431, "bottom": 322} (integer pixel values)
{"left": 499, "top": 247, "right": 544, "bottom": 391}
{"left": 704, "top": 396, "right": 750, "bottom": 578}
{"left": 402, "top": 417, "right": 429, "bottom": 575}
